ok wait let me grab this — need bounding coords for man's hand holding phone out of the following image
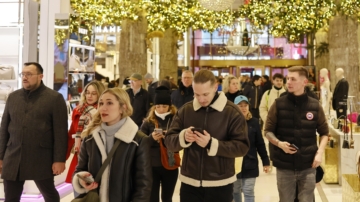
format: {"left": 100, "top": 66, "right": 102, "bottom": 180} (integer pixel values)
{"left": 77, "top": 173, "right": 98, "bottom": 191}
{"left": 277, "top": 141, "right": 297, "bottom": 154}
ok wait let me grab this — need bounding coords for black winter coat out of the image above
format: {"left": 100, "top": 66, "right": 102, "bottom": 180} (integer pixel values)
{"left": 225, "top": 90, "right": 243, "bottom": 103}
{"left": 73, "top": 118, "right": 152, "bottom": 202}
{"left": 126, "top": 88, "right": 151, "bottom": 127}
{"left": 243, "top": 83, "right": 262, "bottom": 109}
{"left": 171, "top": 82, "right": 194, "bottom": 109}
{"left": 140, "top": 114, "right": 174, "bottom": 167}
{"left": 148, "top": 81, "right": 159, "bottom": 105}
{"left": 237, "top": 117, "right": 270, "bottom": 179}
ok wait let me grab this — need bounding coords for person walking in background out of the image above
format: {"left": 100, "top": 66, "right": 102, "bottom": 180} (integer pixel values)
{"left": 261, "top": 75, "right": 272, "bottom": 97}
{"left": 72, "top": 88, "right": 152, "bottom": 202}
{"left": 223, "top": 74, "right": 243, "bottom": 103}
{"left": 141, "top": 86, "right": 179, "bottom": 202}
{"left": 259, "top": 73, "right": 286, "bottom": 126}
{"left": 243, "top": 75, "right": 262, "bottom": 119}
{"left": 233, "top": 95, "right": 270, "bottom": 202}
{"left": 265, "top": 66, "right": 329, "bottom": 202}
{"left": 165, "top": 70, "right": 249, "bottom": 202}
{"left": 171, "top": 70, "right": 194, "bottom": 109}
{"left": 144, "top": 73, "right": 158, "bottom": 105}
{"left": 0, "top": 62, "right": 68, "bottom": 202}
{"left": 65, "top": 81, "right": 106, "bottom": 196}
{"left": 126, "top": 73, "right": 151, "bottom": 128}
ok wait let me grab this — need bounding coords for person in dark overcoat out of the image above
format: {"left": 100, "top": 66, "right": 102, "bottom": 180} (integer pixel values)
{"left": 0, "top": 62, "right": 68, "bottom": 201}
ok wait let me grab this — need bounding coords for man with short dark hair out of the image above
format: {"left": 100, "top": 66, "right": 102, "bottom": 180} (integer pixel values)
{"left": 265, "top": 66, "right": 329, "bottom": 202}
{"left": 243, "top": 75, "right": 262, "bottom": 118}
{"left": 165, "top": 69, "right": 250, "bottom": 202}
{"left": 126, "top": 73, "right": 151, "bottom": 127}
{"left": 0, "top": 62, "right": 68, "bottom": 202}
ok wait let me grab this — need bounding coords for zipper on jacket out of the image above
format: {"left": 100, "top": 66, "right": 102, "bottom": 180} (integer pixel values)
{"left": 200, "top": 107, "right": 210, "bottom": 186}
{"left": 255, "top": 87, "right": 258, "bottom": 108}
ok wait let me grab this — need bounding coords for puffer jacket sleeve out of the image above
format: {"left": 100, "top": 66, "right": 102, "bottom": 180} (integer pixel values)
{"left": 132, "top": 134, "right": 152, "bottom": 202}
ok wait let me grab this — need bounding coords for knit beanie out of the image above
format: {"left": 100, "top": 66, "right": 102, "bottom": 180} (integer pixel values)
{"left": 154, "top": 86, "right": 171, "bottom": 105}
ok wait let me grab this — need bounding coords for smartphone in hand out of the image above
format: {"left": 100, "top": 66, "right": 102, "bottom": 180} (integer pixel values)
{"left": 154, "top": 128, "right": 163, "bottom": 134}
{"left": 191, "top": 127, "right": 203, "bottom": 136}
{"left": 77, "top": 174, "right": 94, "bottom": 185}
{"left": 290, "top": 144, "right": 299, "bottom": 150}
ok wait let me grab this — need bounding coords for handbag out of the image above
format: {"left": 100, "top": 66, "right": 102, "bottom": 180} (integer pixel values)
{"left": 159, "top": 139, "right": 181, "bottom": 170}
{"left": 71, "top": 140, "right": 121, "bottom": 202}
{"left": 155, "top": 121, "right": 181, "bottom": 170}
{"left": 0, "top": 65, "right": 15, "bottom": 80}
{"left": 0, "top": 84, "right": 12, "bottom": 103}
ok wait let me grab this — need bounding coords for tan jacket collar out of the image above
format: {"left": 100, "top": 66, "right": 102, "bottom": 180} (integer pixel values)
{"left": 193, "top": 92, "right": 227, "bottom": 112}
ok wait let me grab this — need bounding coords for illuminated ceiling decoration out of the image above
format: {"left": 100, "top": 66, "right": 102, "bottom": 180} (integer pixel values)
{"left": 197, "top": 0, "right": 235, "bottom": 11}
{"left": 238, "top": 0, "right": 336, "bottom": 43}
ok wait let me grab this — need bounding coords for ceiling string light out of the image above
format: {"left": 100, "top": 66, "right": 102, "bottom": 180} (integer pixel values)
{"left": 198, "top": 0, "right": 235, "bottom": 11}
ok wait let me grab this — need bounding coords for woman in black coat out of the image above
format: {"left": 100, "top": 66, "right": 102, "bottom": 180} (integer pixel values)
{"left": 233, "top": 95, "right": 270, "bottom": 202}
{"left": 72, "top": 88, "right": 152, "bottom": 202}
{"left": 140, "top": 86, "right": 179, "bottom": 202}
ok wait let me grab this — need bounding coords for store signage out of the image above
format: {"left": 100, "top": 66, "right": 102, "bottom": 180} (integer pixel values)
{"left": 79, "top": 28, "right": 88, "bottom": 35}
{"left": 95, "top": 26, "right": 121, "bottom": 33}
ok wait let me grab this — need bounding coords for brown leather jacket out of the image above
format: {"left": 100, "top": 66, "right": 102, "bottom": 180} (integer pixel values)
{"left": 165, "top": 92, "right": 249, "bottom": 187}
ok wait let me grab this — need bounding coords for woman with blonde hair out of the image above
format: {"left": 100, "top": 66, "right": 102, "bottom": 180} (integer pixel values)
{"left": 140, "top": 86, "right": 179, "bottom": 202}
{"left": 72, "top": 88, "right": 151, "bottom": 202}
{"left": 65, "top": 81, "right": 106, "bottom": 189}
{"left": 223, "top": 74, "right": 243, "bottom": 103}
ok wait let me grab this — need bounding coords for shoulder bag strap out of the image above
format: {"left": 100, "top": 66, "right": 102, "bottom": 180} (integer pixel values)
{"left": 94, "top": 139, "right": 121, "bottom": 182}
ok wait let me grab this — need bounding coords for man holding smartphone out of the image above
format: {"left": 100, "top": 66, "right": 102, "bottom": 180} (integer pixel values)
{"left": 265, "top": 66, "right": 329, "bottom": 202}
{"left": 165, "top": 70, "right": 250, "bottom": 202}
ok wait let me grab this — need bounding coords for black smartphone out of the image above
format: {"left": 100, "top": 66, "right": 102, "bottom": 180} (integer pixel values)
{"left": 76, "top": 174, "right": 94, "bottom": 185}
{"left": 191, "top": 127, "right": 203, "bottom": 135}
{"left": 290, "top": 144, "right": 299, "bottom": 150}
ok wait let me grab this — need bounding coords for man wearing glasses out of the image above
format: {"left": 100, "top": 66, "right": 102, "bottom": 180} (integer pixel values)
{"left": 171, "top": 70, "right": 194, "bottom": 109}
{"left": 0, "top": 62, "right": 68, "bottom": 202}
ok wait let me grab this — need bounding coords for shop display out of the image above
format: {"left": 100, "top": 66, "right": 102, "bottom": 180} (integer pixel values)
{"left": 332, "top": 68, "right": 349, "bottom": 118}
{"left": 0, "top": 83, "right": 13, "bottom": 104}
{"left": 320, "top": 68, "right": 331, "bottom": 116}
{"left": 0, "top": 65, "right": 15, "bottom": 80}
{"left": 68, "top": 43, "right": 95, "bottom": 73}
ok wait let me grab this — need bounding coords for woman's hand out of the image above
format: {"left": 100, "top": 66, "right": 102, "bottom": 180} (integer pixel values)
{"left": 151, "top": 131, "right": 163, "bottom": 141}
{"left": 78, "top": 172, "right": 98, "bottom": 191}
{"left": 74, "top": 137, "right": 81, "bottom": 153}
{"left": 263, "top": 166, "right": 271, "bottom": 173}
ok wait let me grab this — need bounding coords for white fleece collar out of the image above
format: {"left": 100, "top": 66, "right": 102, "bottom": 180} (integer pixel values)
{"left": 90, "top": 117, "right": 139, "bottom": 202}
{"left": 193, "top": 92, "right": 227, "bottom": 112}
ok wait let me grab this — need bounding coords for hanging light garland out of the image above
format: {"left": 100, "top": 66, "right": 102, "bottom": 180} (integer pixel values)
{"left": 69, "top": 0, "right": 360, "bottom": 44}
{"left": 238, "top": 0, "right": 336, "bottom": 43}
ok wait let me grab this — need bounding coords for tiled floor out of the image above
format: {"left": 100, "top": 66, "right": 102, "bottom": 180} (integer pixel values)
{"left": 60, "top": 165, "right": 342, "bottom": 202}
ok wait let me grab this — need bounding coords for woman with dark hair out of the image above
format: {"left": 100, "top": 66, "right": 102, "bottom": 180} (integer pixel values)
{"left": 140, "top": 86, "right": 179, "bottom": 202}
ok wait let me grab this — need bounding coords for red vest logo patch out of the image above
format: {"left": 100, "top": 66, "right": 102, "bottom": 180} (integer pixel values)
{"left": 306, "top": 112, "right": 314, "bottom": 120}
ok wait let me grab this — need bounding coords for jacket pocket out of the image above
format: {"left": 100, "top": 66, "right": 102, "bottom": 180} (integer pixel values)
{"left": 40, "top": 142, "right": 53, "bottom": 149}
